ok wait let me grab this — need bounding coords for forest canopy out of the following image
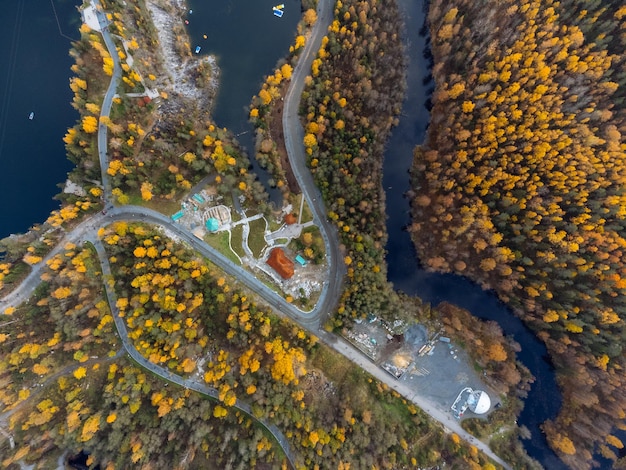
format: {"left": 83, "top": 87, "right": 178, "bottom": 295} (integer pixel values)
{"left": 411, "top": 0, "right": 626, "bottom": 467}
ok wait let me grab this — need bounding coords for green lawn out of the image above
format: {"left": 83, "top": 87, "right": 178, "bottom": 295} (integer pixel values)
{"left": 125, "top": 193, "right": 181, "bottom": 215}
{"left": 268, "top": 217, "right": 283, "bottom": 232}
{"left": 230, "top": 225, "right": 246, "bottom": 258}
{"left": 247, "top": 218, "right": 268, "bottom": 258}
{"left": 299, "top": 194, "right": 314, "bottom": 223}
{"left": 204, "top": 232, "right": 241, "bottom": 265}
{"left": 221, "top": 192, "right": 240, "bottom": 222}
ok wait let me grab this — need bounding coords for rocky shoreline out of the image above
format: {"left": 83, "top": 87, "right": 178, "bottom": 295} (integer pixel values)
{"left": 146, "top": 0, "right": 219, "bottom": 110}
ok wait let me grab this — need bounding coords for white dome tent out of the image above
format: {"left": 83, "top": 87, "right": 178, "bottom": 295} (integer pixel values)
{"left": 467, "top": 390, "right": 491, "bottom": 415}
{"left": 451, "top": 387, "right": 492, "bottom": 418}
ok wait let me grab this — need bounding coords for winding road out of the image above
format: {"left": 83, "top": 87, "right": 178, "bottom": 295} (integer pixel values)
{"left": 0, "top": 0, "right": 512, "bottom": 468}
{"left": 89, "top": 235, "right": 297, "bottom": 466}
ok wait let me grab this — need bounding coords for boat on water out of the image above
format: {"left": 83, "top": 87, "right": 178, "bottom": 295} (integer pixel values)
{"left": 273, "top": 4, "right": 285, "bottom": 17}
{"left": 28, "top": 112, "right": 34, "bottom": 120}
{"left": 195, "top": 46, "right": 201, "bottom": 54}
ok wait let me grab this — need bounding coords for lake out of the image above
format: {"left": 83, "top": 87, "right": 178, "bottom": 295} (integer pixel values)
{"left": 186, "top": 0, "right": 302, "bottom": 203}
{"left": 0, "top": 0, "right": 80, "bottom": 239}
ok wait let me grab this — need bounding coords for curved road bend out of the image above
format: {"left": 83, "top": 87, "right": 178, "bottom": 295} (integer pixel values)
{"left": 92, "top": 0, "right": 342, "bottom": 329}
{"left": 0, "top": 208, "right": 512, "bottom": 468}
{"left": 0, "top": 206, "right": 319, "bottom": 327}
{"left": 282, "top": 0, "right": 346, "bottom": 329}
{"left": 282, "top": 1, "right": 510, "bottom": 468}
{"left": 0, "top": 0, "right": 512, "bottom": 467}
{"left": 89, "top": 236, "right": 297, "bottom": 468}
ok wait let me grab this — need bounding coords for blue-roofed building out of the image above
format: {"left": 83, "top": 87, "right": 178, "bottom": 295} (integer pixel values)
{"left": 205, "top": 218, "right": 219, "bottom": 232}
{"left": 295, "top": 254, "right": 307, "bottom": 266}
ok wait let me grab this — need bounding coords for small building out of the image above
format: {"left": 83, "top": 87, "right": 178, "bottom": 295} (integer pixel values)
{"left": 171, "top": 210, "right": 184, "bottom": 221}
{"left": 295, "top": 255, "right": 307, "bottom": 266}
{"left": 205, "top": 218, "right": 219, "bottom": 232}
{"left": 267, "top": 248, "right": 294, "bottom": 279}
{"left": 284, "top": 213, "right": 297, "bottom": 225}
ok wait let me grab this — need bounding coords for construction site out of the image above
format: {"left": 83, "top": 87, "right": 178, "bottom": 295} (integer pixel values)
{"left": 344, "top": 318, "right": 497, "bottom": 417}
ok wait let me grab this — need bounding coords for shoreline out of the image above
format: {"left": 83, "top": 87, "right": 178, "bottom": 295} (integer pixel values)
{"left": 146, "top": 0, "right": 219, "bottom": 109}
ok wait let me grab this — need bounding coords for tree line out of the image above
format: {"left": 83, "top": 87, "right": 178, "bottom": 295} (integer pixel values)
{"left": 411, "top": 0, "right": 626, "bottom": 467}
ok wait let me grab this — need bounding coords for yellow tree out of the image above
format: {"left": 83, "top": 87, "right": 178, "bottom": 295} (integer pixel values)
{"left": 82, "top": 116, "right": 98, "bottom": 133}
{"left": 281, "top": 63, "right": 293, "bottom": 80}
{"left": 304, "top": 9, "right": 317, "bottom": 26}
{"left": 140, "top": 181, "right": 153, "bottom": 201}
{"left": 79, "top": 413, "right": 101, "bottom": 442}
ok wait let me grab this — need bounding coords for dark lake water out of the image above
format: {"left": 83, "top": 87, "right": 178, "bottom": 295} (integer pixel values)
{"left": 383, "top": 0, "right": 588, "bottom": 468}
{"left": 0, "top": 0, "right": 80, "bottom": 239}
{"left": 186, "top": 0, "right": 302, "bottom": 203}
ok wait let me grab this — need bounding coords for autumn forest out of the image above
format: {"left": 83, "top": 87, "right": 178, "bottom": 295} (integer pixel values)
{"left": 2, "top": 0, "right": 626, "bottom": 467}
{"left": 412, "top": 0, "right": 626, "bottom": 467}
{"left": 0, "top": 0, "right": 503, "bottom": 468}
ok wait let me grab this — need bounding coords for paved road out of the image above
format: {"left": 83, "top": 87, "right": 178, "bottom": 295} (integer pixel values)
{"left": 315, "top": 329, "right": 512, "bottom": 469}
{"left": 95, "top": 7, "right": 120, "bottom": 204}
{"left": 89, "top": 236, "right": 297, "bottom": 467}
{"left": 282, "top": 0, "right": 346, "bottom": 330}
{"left": 0, "top": 0, "right": 512, "bottom": 467}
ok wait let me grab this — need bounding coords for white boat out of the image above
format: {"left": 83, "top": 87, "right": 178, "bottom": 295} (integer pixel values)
{"left": 28, "top": 112, "right": 34, "bottom": 120}
{"left": 195, "top": 46, "right": 201, "bottom": 54}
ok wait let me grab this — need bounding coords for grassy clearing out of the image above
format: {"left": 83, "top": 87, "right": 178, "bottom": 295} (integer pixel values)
{"left": 230, "top": 225, "right": 245, "bottom": 258}
{"left": 309, "top": 346, "right": 352, "bottom": 382}
{"left": 204, "top": 232, "right": 241, "bottom": 265}
{"left": 248, "top": 218, "right": 268, "bottom": 258}
{"left": 125, "top": 193, "right": 181, "bottom": 215}
{"left": 268, "top": 217, "right": 283, "bottom": 232}
{"left": 221, "top": 192, "right": 241, "bottom": 222}
{"left": 299, "top": 195, "right": 314, "bottom": 223}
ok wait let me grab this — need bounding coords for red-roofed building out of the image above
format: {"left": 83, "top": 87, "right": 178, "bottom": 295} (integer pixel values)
{"left": 267, "top": 248, "right": 294, "bottom": 279}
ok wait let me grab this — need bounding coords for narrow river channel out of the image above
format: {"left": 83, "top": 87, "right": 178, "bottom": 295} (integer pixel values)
{"left": 383, "top": 0, "right": 568, "bottom": 468}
